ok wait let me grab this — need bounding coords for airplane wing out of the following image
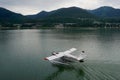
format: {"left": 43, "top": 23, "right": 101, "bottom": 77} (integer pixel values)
{"left": 45, "top": 53, "right": 64, "bottom": 61}
{"left": 44, "top": 48, "right": 77, "bottom": 61}
{"left": 63, "top": 48, "right": 77, "bottom": 54}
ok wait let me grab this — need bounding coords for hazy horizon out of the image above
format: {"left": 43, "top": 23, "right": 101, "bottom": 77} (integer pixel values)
{"left": 0, "top": 0, "right": 120, "bottom": 15}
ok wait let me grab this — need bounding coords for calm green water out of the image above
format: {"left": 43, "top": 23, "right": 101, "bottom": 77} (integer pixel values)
{"left": 0, "top": 28, "right": 120, "bottom": 80}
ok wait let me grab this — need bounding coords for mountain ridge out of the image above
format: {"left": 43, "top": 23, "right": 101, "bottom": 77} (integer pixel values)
{"left": 0, "top": 6, "right": 120, "bottom": 23}
{"left": 89, "top": 6, "right": 120, "bottom": 18}
{"left": 27, "top": 7, "right": 95, "bottom": 19}
{"left": 0, "top": 7, "right": 27, "bottom": 23}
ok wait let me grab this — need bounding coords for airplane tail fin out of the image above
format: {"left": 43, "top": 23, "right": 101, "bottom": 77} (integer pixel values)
{"left": 77, "top": 51, "right": 86, "bottom": 61}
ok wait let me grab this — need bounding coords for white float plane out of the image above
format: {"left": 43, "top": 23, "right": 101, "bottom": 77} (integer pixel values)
{"left": 44, "top": 48, "right": 86, "bottom": 65}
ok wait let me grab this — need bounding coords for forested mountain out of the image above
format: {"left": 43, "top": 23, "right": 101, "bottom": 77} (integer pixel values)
{"left": 27, "top": 7, "right": 95, "bottom": 19}
{"left": 0, "top": 7, "right": 27, "bottom": 23}
{"left": 0, "top": 6, "right": 120, "bottom": 24}
{"left": 89, "top": 6, "right": 120, "bottom": 18}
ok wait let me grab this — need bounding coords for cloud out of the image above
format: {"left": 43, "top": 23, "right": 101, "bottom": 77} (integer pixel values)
{"left": 0, "top": 0, "right": 119, "bottom": 15}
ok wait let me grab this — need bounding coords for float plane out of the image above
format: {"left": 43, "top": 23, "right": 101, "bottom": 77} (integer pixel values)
{"left": 44, "top": 48, "right": 86, "bottom": 65}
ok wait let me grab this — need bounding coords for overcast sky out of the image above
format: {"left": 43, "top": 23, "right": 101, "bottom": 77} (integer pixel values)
{"left": 0, "top": 0, "right": 120, "bottom": 15}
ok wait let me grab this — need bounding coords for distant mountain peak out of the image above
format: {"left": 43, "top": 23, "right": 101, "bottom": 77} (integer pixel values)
{"left": 96, "top": 6, "right": 114, "bottom": 10}
{"left": 27, "top": 6, "right": 95, "bottom": 19}
{"left": 39, "top": 10, "right": 47, "bottom": 13}
{"left": 65, "top": 6, "right": 81, "bottom": 9}
{"left": 0, "top": 7, "right": 26, "bottom": 23}
{"left": 100, "top": 6, "right": 114, "bottom": 8}
{"left": 37, "top": 10, "right": 48, "bottom": 15}
{"left": 89, "top": 6, "right": 120, "bottom": 18}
